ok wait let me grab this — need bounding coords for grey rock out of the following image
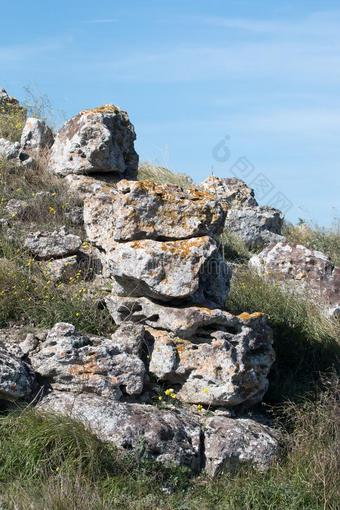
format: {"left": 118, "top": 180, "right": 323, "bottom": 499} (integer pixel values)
{"left": 84, "top": 180, "right": 227, "bottom": 247}
{"left": 39, "top": 255, "right": 79, "bottom": 283}
{"left": 38, "top": 391, "right": 202, "bottom": 471}
{"left": 111, "top": 322, "right": 145, "bottom": 356}
{"left": 200, "top": 176, "right": 257, "bottom": 208}
{"left": 0, "top": 345, "right": 36, "bottom": 400}
{"left": 0, "top": 138, "right": 20, "bottom": 160}
{"left": 30, "top": 323, "right": 145, "bottom": 399}
{"left": 203, "top": 416, "right": 279, "bottom": 476}
{"left": 20, "top": 117, "right": 54, "bottom": 153}
{"left": 24, "top": 226, "right": 82, "bottom": 259}
{"left": 64, "top": 206, "right": 84, "bottom": 226}
{"left": 5, "top": 198, "right": 29, "bottom": 219}
{"left": 249, "top": 241, "right": 340, "bottom": 316}
{"left": 225, "top": 206, "right": 284, "bottom": 250}
{"left": 49, "top": 105, "right": 138, "bottom": 178}
{"left": 19, "top": 334, "right": 39, "bottom": 356}
{"left": 105, "top": 236, "right": 230, "bottom": 307}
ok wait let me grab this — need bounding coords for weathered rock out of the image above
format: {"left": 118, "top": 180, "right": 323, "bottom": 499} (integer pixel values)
{"left": 84, "top": 180, "right": 227, "bottom": 247}
{"left": 24, "top": 226, "right": 82, "bottom": 259}
{"left": 5, "top": 198, "right": 29, "bottom": 219}
{"left": 249, "top": 241, "right": 340, "bottom": 315}
{"left": 105, "top": 297, "right": 275, "bottom": 408}
{"left": 200, "top": 177, "right": 257, "bottom": 208}
{"left": 203, "top": 416, "right": 279, "bottom": 476}
{"left": 0, "top": 345, "right": 36, "bottom": 400}
{"left": 111, "top": 322, "right": 145, "bottom": 356}
{"left": 20, "top": 117, "right": 54, "bottom": 153}
{"left": 0, "top": 138, "right": 20, "bottom": 160}
{"left": 105, "top": 236, "right": 230, "bottom": 307}
{"left": 64, "top": 174, "right": 109, "bottom": 198}
{"left": 39, "top": 255, "right": 79, "bottom": 283}
{"left": 64, "top": 206, "right": 84, "bottom": 226}
{"left": 19, "top": 333, "right": 39, "bottom": 356}
{"left": 49, "top": 105, "right": 138, "bottom": 178}
{"left": 30, "top": 323, "right": 145, "bottom": 399}
{"left": 225, "top": 206, "right": 284, "bottom": 250}
{"left": 39, "top": 391, "right": 202, "bottom": 471}
{"left": 146, "top": 317, "right": 274, "bottom": 407}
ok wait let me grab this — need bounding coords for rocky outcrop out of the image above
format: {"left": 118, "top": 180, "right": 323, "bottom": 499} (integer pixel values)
{"left": 0, "top": 345, "right": 36, "bottom": 401}
{"left": 105, "top": 296, "right": 274, "bottom": 408}
{"left": 30, "top": 323, "right": 145, "bottom": 399}
{"left": 200, "top": 177, "right": 284, "bottom": 249}
{"left": 20, "top": 117, "right": 54, "bottom": 153}
{"left": 0, "top": 138, "right": 20, "bottom": 160}
{"left": 249, "top": 241, "right": 340, "bottom": 316}
{"left": 204, "top": 415, "right": 279, "bottom": 476}
{"left": 24, "top": 226, "right": 82, "bottom": 259}
{"left": 49, "top": 105, "right": 138, "bottom": 178}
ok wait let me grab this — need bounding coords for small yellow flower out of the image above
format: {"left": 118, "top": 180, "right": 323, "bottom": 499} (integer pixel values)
{"left": 48, "top": 206, "right": 56, "bottom": 215}
{"left": 75, "top": 312, "right": 80, "bottom": 317}
{"left": 165, "top": 388, "right": 175, "bottom": 396}
{"left": 197, "top": 404, "right": 203, "bottom": 413}
{"left": 170, "top": 393, "right": 177, "bottom": 399}
{"left": 158, "top": 396, "right": 163, "bottom": 401}
{"left": 202, "top": 387, "right": 209, "bottom": 393}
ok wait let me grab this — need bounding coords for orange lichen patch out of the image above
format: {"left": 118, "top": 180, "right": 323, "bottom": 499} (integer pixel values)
{"left": 238, "top": 311, "right": 265, "bottom": 321}
{"left": 159, "top": 237, "right": 209, "bottom": 258}
{"left": 81, "top": 104, "right": 121, "bottom": 115}
{"left": 68, "top": 358, "right": 104, "bottom": 377}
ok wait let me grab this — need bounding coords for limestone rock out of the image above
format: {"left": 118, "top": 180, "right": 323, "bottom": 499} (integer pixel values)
{"left": 0, "top": 345, "right": 36, "bottom": 400}
{"left": 249, "top": 241, "right": 340, "bottom": 315}
{"left": 84, "top": 180, "right": 227, "bottom": 247}
{"left": 111, "top": 322, "right": 145, "bottom": 356}
{"left": 105, "top": 236, "right": 230, "bottom": 307}
{"left": 24, "top": 226, "right": 82, "bottom": 259}
{"left": 49, "top": 105, "right": 138, "bottom": 178}
{"left": 64, "top": 175, "right": 110, "bottom": 198}
{"left": 225, "top": 206, "right": 284, "bottom": 250}
{"left": 5, "top": 198, "right": 29, "bottom": 219}
{"left": 39, "top": 255, "right": 79, "bottom": 283}
{"left": 146, "top": 315, "right": 274, "bottom": 407}
{"left": 20, "top": 117, "right": 54, "bottom": 153}
{"left": 203, "top": 416, "right": 279, "bottom": 476}
{"left": 0, "top": 138, "right": 20, "bottom": 160}
{"left": 39, "top": 391, "right": 202, "bottom": 471}
{"left": 200, "top": 177, "right": 257, "bottom": 208}
{"left": 30, "top": 323, "right": 145, "bottom": 399}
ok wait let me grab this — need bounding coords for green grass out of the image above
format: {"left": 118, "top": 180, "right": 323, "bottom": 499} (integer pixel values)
{"left": 283, "top": 220, "right": 340, "bottom": 266}
{"left": 0, "top": 99, "right": 26, "bottom": 142}
{"left": 138, "top": 162, "right": 194, "bottom": 188}
{"left": 227, "top": 267, "right": 340, "bottom": 403}
{"left": 0, "top": 381, "right": 338, "bottom": 510}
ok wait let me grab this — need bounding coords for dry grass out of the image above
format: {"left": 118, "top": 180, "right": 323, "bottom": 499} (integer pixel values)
{"left": 138, "top": 162, "right": 193, "bottom": 188}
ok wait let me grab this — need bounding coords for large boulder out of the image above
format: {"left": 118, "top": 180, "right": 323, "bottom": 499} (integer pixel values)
{"left": 49, "top": 105, "right": 138, "bottom": 178}
{"left": 84, "top": 180, "right": 227, "bottom": 246}
{"left": 204, "top": 416, "right": 279, "bottom": 476}
{"left": 0, "top": 345, "right": 36, "bottom": 401}
{"left": 249, "top": 241, "right": 340, "bottom": 316}
{"left": 20, "top": 117, "right": 54, "bottom": 153}
{"left": 24, "top": 226, "right": 82, "bottom": 259}
{"left": 105, "top": 296, "right": 275, "bottom": 408}
{"left": 30, "top": 323, "right": 145, "bottom": 399}
{"left": 39, "top": 391, "right": 202, "bottom": 471}
{"left": 105, "top": 236, "right": 230, "bottom": 307}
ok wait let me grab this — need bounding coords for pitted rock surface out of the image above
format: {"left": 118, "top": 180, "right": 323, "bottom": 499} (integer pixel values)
{"left": 20, "top": 117, "right": 54, "bottom": 153}
{"left": 24, "top": 226, "right": 82, "bottom": 259}
{"left": 30, "top": 323, "right": 145, "bottom": 399}
{"left": 0, "top": 345, "right": 36, "bottom": 400}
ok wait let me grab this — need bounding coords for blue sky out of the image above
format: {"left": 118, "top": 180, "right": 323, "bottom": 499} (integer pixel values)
{"left": 1, "top": 0, "right": 340, "bottom": 225}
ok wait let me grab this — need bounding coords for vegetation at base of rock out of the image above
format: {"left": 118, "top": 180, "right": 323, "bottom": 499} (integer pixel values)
{"left": 0, "top": 100, "right": 26, "bottom": 142}
{"left": 138, "top": 162, "right": 193, "bottom": 188}
{"left": 0, "top": 381, "right": 338, "bottom": 510}
{"left": 227, "top": 267, "right": 340, "bottom": 403}
{"left": 220, "top": 229, "right": 251, "bottom": 262}
{"left": 283, "top": 219, "right": 340, "bottom": 266}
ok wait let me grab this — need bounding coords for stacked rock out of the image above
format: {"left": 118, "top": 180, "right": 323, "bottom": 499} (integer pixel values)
{"left": 84, "top": 179, "right": 276, "bottom": 409}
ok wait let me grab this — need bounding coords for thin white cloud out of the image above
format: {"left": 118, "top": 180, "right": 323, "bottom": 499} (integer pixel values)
{"left": 0, "top": 37, "right": 71, "bottom": 63}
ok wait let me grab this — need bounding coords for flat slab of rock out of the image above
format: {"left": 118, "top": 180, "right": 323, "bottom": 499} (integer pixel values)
{"left": 0, "top": 345, "right": 36, "bottom": 401}
{"left": 38, "top": 391, "right": 202, "bottom": 471}
{"left": 30, "top": 323, "right": 145, "bottom": 399}
{"left": 20, "top": 117, "right": 54, "bottom": 153}
{"left": 249, "top": 241, "right": 340, "bottom": 315}
{"left": 38, "top": 255, "right": 79, "bottom": 283}
{"left": 49, "top": 105, "right": 138, "bottom": 178}
{"left": 204, "top": 416, "right": 279, "bottom": 476}
{"left": 0, "top": 138, "right": 20, "bottom": 160}
{"left": 84, "top": 180, "right": 227, "bottom": 246}
{"left": 105, "top": 236, "right": 230, "bottom": 307}
{"left": 24, "top": 226, "right": 82, "bottom": 259}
